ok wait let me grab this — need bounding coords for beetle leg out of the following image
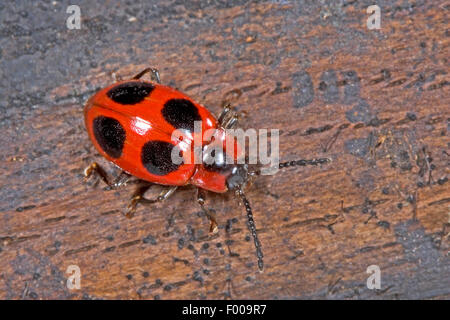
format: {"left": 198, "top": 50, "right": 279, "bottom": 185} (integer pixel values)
{"left": 197, "top": 188, "right": 218, "bottom": 233}
{"left": 223, "top": 115, "right": 239, "bottom": 129}
{"left": 126, "top": 185, "right": 177, "bottom": 218}
{"left": 112, "top": 72, "right": 122, "bottom": 82}
{"left": 218, "top": 103, "right": 239, "bottom": 129}
{"left": 132, "top": 67, "right": 161, "bottom": 83}
{"left": 84, "top": 162, "right": 134, "bottom": 189}
{"left": 217, "top": 104, "right": 231, "bottom": 124}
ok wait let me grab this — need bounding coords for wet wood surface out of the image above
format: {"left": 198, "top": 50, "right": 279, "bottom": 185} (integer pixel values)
{"left": 0, "top": 1, "right": 449, "bottom": 299}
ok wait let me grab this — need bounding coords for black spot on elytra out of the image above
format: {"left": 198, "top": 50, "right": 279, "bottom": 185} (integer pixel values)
{"left": 161, "top": 99, "right": 202, "bottom": 132}
{"left": 93, "top": 116, "right": 126, "bottom": 158}
{"left": 141, "top": 140, "right": 181, "bottom": 175}
{"left": 107, "top": 81, "right": 154, "bottom": 105}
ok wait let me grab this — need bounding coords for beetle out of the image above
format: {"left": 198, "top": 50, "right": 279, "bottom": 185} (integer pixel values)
{"left": 84, "top": 67, "right": 330, "bottom": 270}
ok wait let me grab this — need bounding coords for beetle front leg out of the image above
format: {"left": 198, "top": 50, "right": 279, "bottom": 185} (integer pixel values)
{"left": 126, "top": 184, "right": 178, "bottom": 218}
{"left": 217, "top": 104, "right": 240, "bottom": 129}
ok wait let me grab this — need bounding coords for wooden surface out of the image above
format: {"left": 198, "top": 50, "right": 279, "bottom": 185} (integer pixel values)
{"left": 0, "top": 1, "right": 449, "bottom": 299}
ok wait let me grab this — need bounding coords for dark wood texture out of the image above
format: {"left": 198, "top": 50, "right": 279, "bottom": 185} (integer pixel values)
{"left": 0, "top": 1, "right": 448, "bottom": 299}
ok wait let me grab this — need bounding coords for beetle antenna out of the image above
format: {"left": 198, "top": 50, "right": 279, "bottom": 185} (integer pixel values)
{"left": 250, "top": 157, "right": 331, "bottom": 176}
{"left": 235, "top": 186, "right": 264, "bottom": 271}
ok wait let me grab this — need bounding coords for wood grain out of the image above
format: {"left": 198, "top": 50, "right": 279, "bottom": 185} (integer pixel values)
{"left": 0, "top": 1, "right": 448, "bottom": 299}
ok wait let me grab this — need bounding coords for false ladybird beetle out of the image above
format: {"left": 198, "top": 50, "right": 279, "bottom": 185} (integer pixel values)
{"left": 84, "top": 67, "right": 330, "bottom": 271}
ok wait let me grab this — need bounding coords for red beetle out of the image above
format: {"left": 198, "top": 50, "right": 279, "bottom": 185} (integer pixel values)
{"left": 84, "top": 67, "right": 330, "bottom": 270}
